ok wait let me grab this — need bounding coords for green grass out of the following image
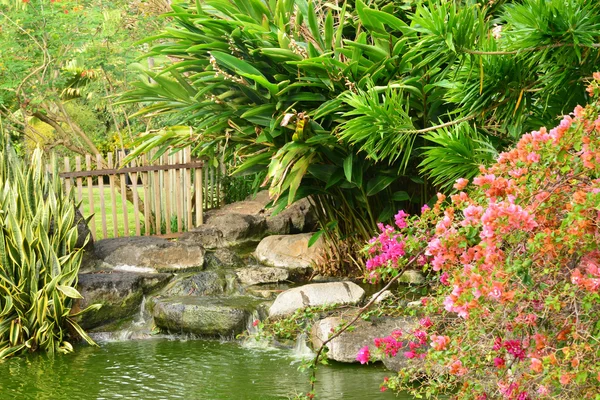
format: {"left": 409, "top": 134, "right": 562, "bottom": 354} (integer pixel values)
{"left": 79, "top": 187, "right": 146, "bottom": 239}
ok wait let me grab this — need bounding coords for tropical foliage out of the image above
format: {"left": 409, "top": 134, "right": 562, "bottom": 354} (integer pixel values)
{"left": 121, "top": 0, "right": 600, "bottom": 271}
{"left": 361, "top": 76, "right": 600, "bottom": 398}
{"left": 0, "top": 137, "right": 98, "bottom": 359}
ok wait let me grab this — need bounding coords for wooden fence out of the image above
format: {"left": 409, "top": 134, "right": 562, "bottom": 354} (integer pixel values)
{"left": 53, "top": 147, "right": 223, "bottom": 240}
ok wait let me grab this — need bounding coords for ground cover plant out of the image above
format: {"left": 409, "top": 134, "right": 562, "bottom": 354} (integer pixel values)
{"left": 357, "top": 75, "right": 600, "bottom": 399}
{"left": 0, "top": 139, "right": 98, "bottom": 359}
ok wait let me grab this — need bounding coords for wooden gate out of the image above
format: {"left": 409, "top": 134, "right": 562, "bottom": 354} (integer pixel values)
{"left": 54, "top": 147, "right": 222, "bottom": 240}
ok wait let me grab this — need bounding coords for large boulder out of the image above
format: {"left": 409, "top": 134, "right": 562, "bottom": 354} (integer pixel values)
{"left": 93, "top": 237, "right": 205, "bottom": 272}
{"left": 180, "top": 191, "right": 318, "bottom": 248}
{"left": 269, "top": 281, "right": 365, "bottom": 318}
{"left": 151, "top": 296, "right": 267, "bottom": 336}
{"left": 75, "top": 271, "right": 171, "bottom": 329}
{"left": 255, "top": 233, "right": 325, "bottom": 270}
{"left": 310, "top": 315, "right": 418, "bottom": 363}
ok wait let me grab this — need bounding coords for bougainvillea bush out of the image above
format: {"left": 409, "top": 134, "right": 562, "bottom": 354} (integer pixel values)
{"left": 361, "top": 75, "right": 600, "bottom": 399}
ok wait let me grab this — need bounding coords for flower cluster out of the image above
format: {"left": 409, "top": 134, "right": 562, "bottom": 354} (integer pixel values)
{"left": 364, "top": 74, "right": 600, "bottom": 399}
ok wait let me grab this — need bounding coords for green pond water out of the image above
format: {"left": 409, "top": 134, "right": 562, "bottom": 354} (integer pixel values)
{"left": 0, "top": 339, "right": 412, "bottom": 400}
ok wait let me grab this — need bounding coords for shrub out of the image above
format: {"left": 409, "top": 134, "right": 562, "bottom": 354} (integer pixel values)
{"left": 0, "top": 140, "right": 98, "bottom": 359}
{"left": 363, "top": 75, "right": 600, "bottom": 398}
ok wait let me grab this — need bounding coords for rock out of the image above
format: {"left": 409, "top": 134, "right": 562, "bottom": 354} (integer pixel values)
{"left": 269, "top": 281, "right": 365, "bottom": 318}
{"left": 244, "top": 284, "right": 289, "bottom": 300}
{"left": 181, "top": 191, "right": 318, "bottom": 249}
{"left": 266, "top": 198, "right": 318, "bottom": 235}
{"left": 310, "top": 315, "right": 418, "bottom": 364}
{"left": 369, "top": 290, "right": 395, "bottom": 304}
{"left": 205, "top": 213, "right": 267, "bottom": 244}
{"left": 75, "top": 271, "right": 171, "bottom": 329}
{"left": 204, "top": 248, "right": 245, "bottom": 269}
{"left": 235, "top": 266, "right": 289, "bottom": 286}
{"left": 179, "top": 226, "right": 226, "bottom": 249}
{"left": 161, "top": 271, "right": 227, "bottom": 297}
{"left": 397, "top": 270, "right": 426, "bottom": 285}
{"left": 93, "top": 237, "right": 205, "bottom": 272}
{"left": 255, "top": 233, "right": 325, "bottom": 270}
{"left": 151, "top": 296, "right": 266, "bottom": 336}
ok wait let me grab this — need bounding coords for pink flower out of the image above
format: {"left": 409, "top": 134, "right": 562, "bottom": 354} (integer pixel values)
{"left": 419, "top": 317, "right": 432, "bottom": 329}
{"left": 530, "top": 357, "right": 543, "bottom": 373}
{"left": 493, "top": 357, "right": 505, "bottom": 368}
{"left": 440, "top": 272, "right": 450, "bottom": 285}
{"left": 252, "top": 319, "right": 259, "bottom": 327}
{"left": 394, "top": 210, "right": 409, "bottom": 229}
{"left": 430, "top": 335, "right": 450, "bottom": 351}
{"left": 421, "top": 204, "right": 430, "bottom": 213}
{"left": 454, "top": 178, "right": 469, "bottom": 190}
{"left": 356, "top": 346, "right": 370, "bottom": 364}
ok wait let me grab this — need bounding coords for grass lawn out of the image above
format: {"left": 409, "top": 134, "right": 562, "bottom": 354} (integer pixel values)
{"left": 79, "top": 186, "right": 146, "bottom": 239}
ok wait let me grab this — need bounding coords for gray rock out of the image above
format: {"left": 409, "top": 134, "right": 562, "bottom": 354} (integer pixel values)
{"left": 269, "top": 281, "right": 365, "bottom": 318}
{"left": 397, "top": 270, "right": 426, "bottom": 285}
{"left": 369, "top": 290, "right": 395, "bottom": 304}
{"left": 179, "top": 226, "right": 226, "bottom": 249}
{"left": 151, "top": 296, "right": 266, "bottom": 336}
{"left": 266, "top": 198, "right": 318, "bottom": 235}
{"left": 204, "top": 248, "right": 245, "bottom": 269}
{"left": 236, "top": 266, "right": 289, "bottom": 286}
{"left": 93, "top": 237, "right": 205, "bottom": 272}
{"left": 255, "top": 233, "right": 325, "bottom": 270}
{"left": 162, "top": 271, "right": 226, "bottom": 297}
{"left": 75, "top": 271, "right": 171, "bottom": 329}
{"left": 311, "top": 315, "right": 418, "bottom": 363}
{"left": 206, "top": 213, "right": 267, "bottom": 244}
{"left": 181, "top": 191, "right": 318, "bottom": 249}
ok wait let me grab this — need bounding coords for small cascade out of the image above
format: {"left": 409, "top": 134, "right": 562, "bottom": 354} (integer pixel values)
{"left": 224, "top": 273, "right": 240, "bottom": 295}
{"left": 291, "top": 333, "right": 314, "bottom": 360}
{"left": 133, "top": 295, "right": 149, "bottom": 326}
{"left": 241, "top": 310, "right": 270, "bottom": 349}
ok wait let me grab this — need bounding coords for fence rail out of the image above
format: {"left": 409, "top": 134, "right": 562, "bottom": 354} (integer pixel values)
{"left": 51, "top": 147, "right": 222, "bottom": 240}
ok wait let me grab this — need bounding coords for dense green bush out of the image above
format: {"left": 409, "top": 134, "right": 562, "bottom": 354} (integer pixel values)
{"left": 0, "top": 139, "right": 98, "bottom": 359}
{"left": 122, "top": 0, "right": 600, "bottom": 272}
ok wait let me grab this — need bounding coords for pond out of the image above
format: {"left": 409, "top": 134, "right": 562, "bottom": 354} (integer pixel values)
{"left": 0, "top": 339, "right": 413, "bottom": 399}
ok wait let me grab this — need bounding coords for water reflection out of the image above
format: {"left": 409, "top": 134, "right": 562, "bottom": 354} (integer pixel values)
{"left": 0, "top": 339, "right": 411, "bottom": 399}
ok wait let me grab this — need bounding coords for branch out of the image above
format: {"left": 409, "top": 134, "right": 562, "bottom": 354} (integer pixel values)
{"left": 309, "top": 249, "right": 426, "bottom": 392}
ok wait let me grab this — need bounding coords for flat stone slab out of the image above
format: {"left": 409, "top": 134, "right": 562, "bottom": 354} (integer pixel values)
{"left": 152, "top": 296, "right": 266, "bottom": 336}
{"left": 255, "top": 233, "right": 325, "bottom": 269}
{"left": 93, "top": 237, "right": 205, "bottom": 272}
{"left": 269, "top": 281, "right": 365, "bottom": 318}
{"left": 235, "top": 266, "right": 290, "bottom": 286}
{"left": 311, "top": 315, "right": 418, "bottom": 363}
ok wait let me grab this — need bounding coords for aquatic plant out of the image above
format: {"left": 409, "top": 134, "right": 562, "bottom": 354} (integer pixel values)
{"left": 0, "top": 138, "right": 98, "bottom": 359}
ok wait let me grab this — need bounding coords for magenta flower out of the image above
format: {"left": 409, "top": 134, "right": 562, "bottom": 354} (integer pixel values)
{"left": 356, "top": 346, "right": 370, "bottom": 364}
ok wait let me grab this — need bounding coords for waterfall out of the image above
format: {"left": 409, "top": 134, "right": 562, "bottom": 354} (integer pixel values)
{"left": 241, "top": 310, "right": 270, "bottom": 349}
{"left": 291, "top": 333, "right": 314, "bottom": 360}
{"left": 133, "top": 295, "right": 148, "bottom": 326}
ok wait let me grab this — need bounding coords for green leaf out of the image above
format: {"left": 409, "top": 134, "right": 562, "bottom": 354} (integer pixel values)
{"left": 343, "top": 154, "right": 353, "bottom": 182}
{"left": 57, "top": 285, "right": 83, "bottom": 299}
{"left": 366, "top": 175, "right": 396, "bottom": 196}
